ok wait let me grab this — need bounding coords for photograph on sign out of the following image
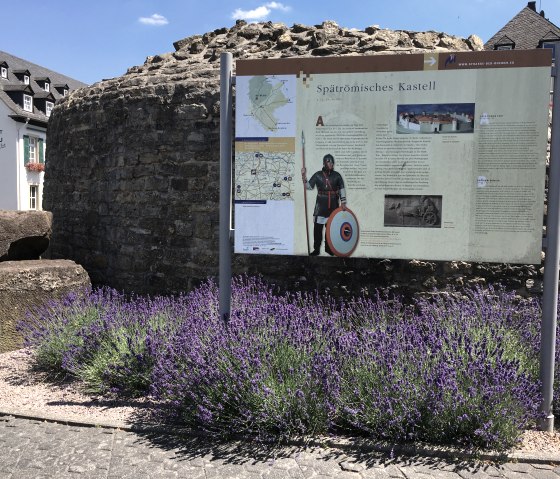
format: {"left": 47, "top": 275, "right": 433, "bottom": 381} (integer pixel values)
{"left": 384, "top": 195, "right": 442, "bottom": 228}
{"left": 234, "top": 50, "right": 552, "bottom": 264}
{"left": 396, "top": 103, "right": 475, "bottom": 134}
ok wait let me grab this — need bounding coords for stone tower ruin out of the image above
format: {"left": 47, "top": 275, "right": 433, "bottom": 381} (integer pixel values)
{"left": 44, "top": 20, "right": 539, "bottom": 296}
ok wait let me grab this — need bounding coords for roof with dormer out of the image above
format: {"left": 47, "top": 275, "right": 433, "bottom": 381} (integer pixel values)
{"left": 0, "top": 50, "right": 87, "bottom": 125}
{"left": 485, "top": 4, "right": 560, "bottom": 50}
{"left": 2, "top": 84, "right": 34, "bottom": 93}
{"left": 34, "top": 91, "right": 56, "bottom": 101}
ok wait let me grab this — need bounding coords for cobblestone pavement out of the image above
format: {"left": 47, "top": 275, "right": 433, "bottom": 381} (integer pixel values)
{"left": 1, "top": 415, "right": 559, "bottom": 479}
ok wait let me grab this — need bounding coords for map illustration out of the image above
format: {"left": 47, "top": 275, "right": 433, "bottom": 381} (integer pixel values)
{"left": 235, "top": 151, "right": 295, "bottom": 201}
{"left": 236, "top": 75, "right": 296, "bottom": 137}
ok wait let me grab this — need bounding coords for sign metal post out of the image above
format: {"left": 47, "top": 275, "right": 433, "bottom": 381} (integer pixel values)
{"left": 540, "top": 45, "right": 560, "bottom": 432}
{"left": 219, "top": 52, "right": 233, "bottom": 322}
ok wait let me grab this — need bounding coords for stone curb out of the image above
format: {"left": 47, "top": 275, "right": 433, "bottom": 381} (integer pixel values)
{"left": 321, "top": 436, "right": 560, "bottom": 466}
{"left": 1, "top": 407, "right": 559, "bottom": 465}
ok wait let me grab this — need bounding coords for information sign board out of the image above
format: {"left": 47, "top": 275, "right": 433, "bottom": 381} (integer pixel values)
{"left": 234, "top": 50, "right": 552, "bottom": 263}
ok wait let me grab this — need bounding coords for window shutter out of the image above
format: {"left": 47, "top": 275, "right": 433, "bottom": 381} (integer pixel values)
{"left": 38, "top": 139, "right": 44, "bottom": 164}
{"left": 23, "top": 135, "right": 29, "bottom": 163}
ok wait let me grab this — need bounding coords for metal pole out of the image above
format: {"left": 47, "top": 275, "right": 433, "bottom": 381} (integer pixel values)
{"left": 219, "top": 52, "right": 233, "bottom": 322}
{"left": 301, "top": 131, "right": 311, "bottom": 255}
{"left": 540, "top": 45, "right": 560, "bottom": 432}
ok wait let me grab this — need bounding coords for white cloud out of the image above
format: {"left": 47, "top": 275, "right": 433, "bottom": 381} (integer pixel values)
{"left": 266, "top": 2, "right": 291, "bottom": 12}
{"left": 231, "top": 6, "right": 270, "bottom": 20}
{"left": 138, "top": 13, "right": 169, "bottom": 26}
{"left": 231, "top": 2, "right": 291, "bottom": 21}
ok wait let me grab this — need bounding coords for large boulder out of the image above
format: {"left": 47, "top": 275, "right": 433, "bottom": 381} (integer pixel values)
{"left": 0, "top": 259, "right": 91, "bottom": 353}
{"left": 0, "top": 210, "right": 52, "bottom": 261}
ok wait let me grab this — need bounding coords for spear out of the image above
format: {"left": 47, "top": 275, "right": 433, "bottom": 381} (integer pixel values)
{"left": 301, "top": 131, "right": 311, "bottom": 255}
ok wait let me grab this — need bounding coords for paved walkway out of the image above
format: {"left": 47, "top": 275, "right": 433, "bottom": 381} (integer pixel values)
{"left": 1, "top": 415, "right": 559, "bottom": 479}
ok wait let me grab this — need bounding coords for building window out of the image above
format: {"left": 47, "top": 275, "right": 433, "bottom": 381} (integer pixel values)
{"left": 46, "top": 101, "right": 54, "bottom": 117}
{"left": 0, "top": 67, "right": 6, "bottom": 79}
{"left": 44, "top": 82, "right": 50, "bottom": 92}
{"left": 495, "top": 44, "right": 513, "bottom": 50}
{"left": 542, "top": 41, "right": 558, "bottom": 65}
{"left": 23, "top": 94, "right": 32, "bottom": 112}
{"left": 63, "top": 89, "right": 68, "bottom": 96}
{"left": 24, "top": 75, "right": 30, "bottom": 85}
{"left": 24, "top": 135, "right": 44, "bottom": 166}
{"left": 29, "top": 185, "right": 38, "bottom": 210}
{"left": 28, "top": 137, "right": 37, "bottom": 162}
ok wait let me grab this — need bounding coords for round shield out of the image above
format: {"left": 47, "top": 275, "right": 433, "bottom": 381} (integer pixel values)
{"left": 326, "top": 207, "right": 359, "bottom": 257}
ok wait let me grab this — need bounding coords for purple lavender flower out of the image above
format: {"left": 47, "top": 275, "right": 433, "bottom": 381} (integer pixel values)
{"left": 18, "top": 277, "right": 547, "bottom": 449}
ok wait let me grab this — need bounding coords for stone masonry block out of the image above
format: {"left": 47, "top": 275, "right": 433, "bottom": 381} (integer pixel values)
{"left": 0, "top": 260, "right": 91, "bottom": 353}
{"left": 0, "top": 210, "right": 52, "bottom": 261}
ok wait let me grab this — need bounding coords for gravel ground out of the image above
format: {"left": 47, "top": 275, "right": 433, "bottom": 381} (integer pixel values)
{"left": 1, "top": 348, "right": 560, "bottom": 456}
{"left": 0, "top": 348, "right": 161, "bottom": 427}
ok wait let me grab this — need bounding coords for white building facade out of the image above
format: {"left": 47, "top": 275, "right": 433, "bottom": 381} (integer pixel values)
{"left": 0, "top": 51, "right": 86, "bottom": 211}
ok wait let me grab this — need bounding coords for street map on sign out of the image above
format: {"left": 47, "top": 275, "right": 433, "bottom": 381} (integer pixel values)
{"left": 235, "top": 151, "right": 295, "bottom": 201}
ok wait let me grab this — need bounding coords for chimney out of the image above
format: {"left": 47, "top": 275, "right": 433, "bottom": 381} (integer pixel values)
{"left": 527, "top": 1, "right": 536, "bottom": 11}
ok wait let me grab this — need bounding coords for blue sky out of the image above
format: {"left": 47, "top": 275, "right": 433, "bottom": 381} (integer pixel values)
{"left": 1, "top": 0, "right": 559, "bottom": 85}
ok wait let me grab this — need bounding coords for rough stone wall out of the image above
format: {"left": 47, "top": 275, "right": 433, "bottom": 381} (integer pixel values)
{"left": 45, "top": 58, "right": 221, "bottom": 293}
{"left": 44, "top": 20, "right": 542, "bottom": 297}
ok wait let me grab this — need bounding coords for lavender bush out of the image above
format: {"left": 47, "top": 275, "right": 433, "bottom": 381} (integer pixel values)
{"left": 67, "top": 294, "right": 186, "bottom": 396}
{"left": 19, "top": 289, "right": 108, "bottom": 373}
{"left": 338, "top": 288, "right": 540, "bottom": 449}
{"left": 20, "top": 289, "right": 187, "bottom": 396}
{"left": 150, "top": 278, "right": 339, "bottom": 439}
{"left": 19, "top": 277, "right": 551, "bottom": 449}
